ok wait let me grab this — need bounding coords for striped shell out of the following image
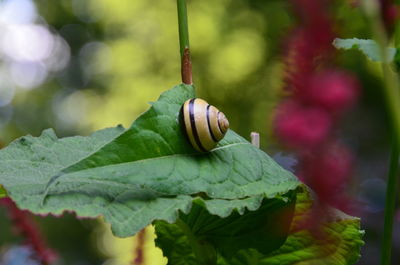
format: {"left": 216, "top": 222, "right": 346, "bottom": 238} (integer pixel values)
{"left": 180, "top": 98, "right": 229, "bottom": 152}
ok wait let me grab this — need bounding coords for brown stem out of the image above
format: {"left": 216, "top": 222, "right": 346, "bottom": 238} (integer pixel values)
{"left": 0, "top": 198, "right": 57, "bottom": 265}
{"left": 132, "top": 228, "right": 146, "bottom": 265}
{"left": 181, "top": 47, "right": 193, "bottom": 85}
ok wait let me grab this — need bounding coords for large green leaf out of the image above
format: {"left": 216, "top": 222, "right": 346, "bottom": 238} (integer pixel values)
{"left": 0, "top": 84, "right": 299, "bottom": 238}
{"left": 333, "top": 38, "right": 397, "bottom": 62}
{"left": 216, "top": 186, "right": 364, "bottom": 265}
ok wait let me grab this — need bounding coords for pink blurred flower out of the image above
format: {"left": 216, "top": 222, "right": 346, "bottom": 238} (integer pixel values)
{"left": 302, "top": 70, "right": 360, "bottom": 114}
{"left": 275, "top": 100, "right": 332, "bottom": 149}
{"left": 274, "top": 0, "right": 360, "bottom": 215}
{"left": 300, "top": 142, "right": 353, "bottom": 198}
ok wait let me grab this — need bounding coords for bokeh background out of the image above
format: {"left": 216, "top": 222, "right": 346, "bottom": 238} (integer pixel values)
{"left": 0, "top": 0, "right": 398, "bottom": 264}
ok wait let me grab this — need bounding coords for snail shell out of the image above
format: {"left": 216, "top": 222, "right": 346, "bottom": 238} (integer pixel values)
{"left": 180, "top": 98, "right": 229, "bottom": 152}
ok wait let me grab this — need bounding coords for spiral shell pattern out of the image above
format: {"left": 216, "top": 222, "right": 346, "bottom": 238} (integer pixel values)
{"left": 180, "top": 98, "right": 229, "bottom": 152}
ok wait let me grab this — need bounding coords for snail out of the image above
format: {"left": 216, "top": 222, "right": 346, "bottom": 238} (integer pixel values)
{"left": 180, "top": 98, "right": 229, "bottom": 152}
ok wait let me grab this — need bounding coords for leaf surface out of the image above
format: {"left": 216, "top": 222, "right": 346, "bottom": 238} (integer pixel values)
{"left": 155, "top": 193, "right": 296, "bottom": 264}
{"left": 0, "top": 84, "right": 299, "bottom": 237}
{"left": 217, "top": 186, "right": 364, "bottom": 265}
{"left": 333, "top": 38, "right": 397, "bottom": 62}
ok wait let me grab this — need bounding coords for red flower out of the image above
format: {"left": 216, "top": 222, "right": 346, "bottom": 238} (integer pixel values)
{"left": 297, "top": 142, "right": 354, "bottom": 212}
{"left": 301, "top": 70, "right": 360, "bottom": 114}
{"left": 275, "top": 100, "right": 332, "bottom": 149}
{"left": 273, "top": 0, "right": 360, "bottom": 215}
{"left": 302, "top": 142, "right": 353, "bottom": 190}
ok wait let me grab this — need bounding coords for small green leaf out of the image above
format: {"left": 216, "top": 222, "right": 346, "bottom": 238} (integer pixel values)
{"left": 333, "top": 38, "right": 397, "bottom": 62}
{"left": 218, "top": 186, "right": 364, "bottom": 265}
{"left": 0, "top": 185, "right": 6, "bottom": 198}
{"left": 0, "top": 84, "right": 299, "bottom": 238}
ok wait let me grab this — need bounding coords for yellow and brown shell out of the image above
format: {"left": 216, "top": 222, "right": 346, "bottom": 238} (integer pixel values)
{"left": 180, "top": 98, "right": 229, "bottom": 152}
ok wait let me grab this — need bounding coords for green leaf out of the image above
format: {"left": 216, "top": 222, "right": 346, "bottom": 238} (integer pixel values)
{"left": 0, "top": 185, "right": 6, "bottom": 198}
{"left": 333, "top": 38, "right": 397, "bottom": 62}
{"left": 155, "top": 193, "right": 296, "bottom": 264}
{"left": 155, "top": 220, "right": 197, "bottom": 265}
{"left": 217, "top": 186, "right": 364, "bottom": 265}
{"left": 0, "top": 84, "right": 299, "bottom": 238}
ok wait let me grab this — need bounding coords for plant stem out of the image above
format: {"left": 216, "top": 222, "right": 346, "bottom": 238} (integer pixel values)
{"left": 0, "top": 198, "right": 56, "bottom": 264}
{"left": 379, "top": 37, "right": 400, "bottom": 265}
{"left": 250, "top": 132, "right": 260, "bottom": 148}
{"left": 176, "top": 218, "right": 217, "bottom": 265}
{"left": 363, "top": 2, "right": 400, "bottom": 265}
{"left": 132, "top": 228, "right": 146, "bottom": 265}
{"left": 177, "top": 0, "right": 193, "bottom": 84}
{"left": 382, "top": 141, "right": 399, "bottom": 265}
{"left": 177, "top": 0, "right": 190, "bottom": 57}
{"left": 367, "top": 1, "right": 400, "bottom": 144}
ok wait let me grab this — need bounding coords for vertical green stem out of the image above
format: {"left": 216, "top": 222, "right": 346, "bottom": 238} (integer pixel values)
{"left": 378, "top": 33, "right": 400, "bottom": 265}
{"left": 380, "top": 51, "right": 400, "bottom": 146}
{"left": 374, "top": 26, "right": 400, "bottom": 265}
{"left": 177, "top": 0, "right": 193, "bottom": 84}
{"left": 381, "top": 141, "right": 399, "bottom": 265}
{"left": 377, "top": 34, "right": 400, "bottom": 265}
{"left": 363, "top": 2, "right": 400, "bottom": 265}
{"left": 380, "top": 46, "right": 400, "bottom": 265}
{"left": 177, "top": 0, "right": 190, "bottom": 57}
